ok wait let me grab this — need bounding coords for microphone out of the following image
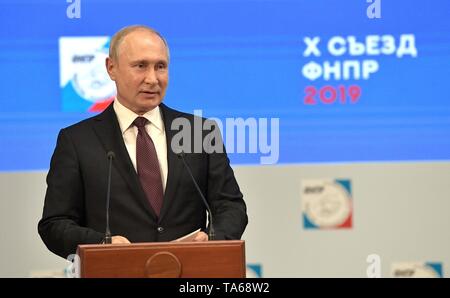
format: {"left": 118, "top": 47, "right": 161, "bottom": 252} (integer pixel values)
{"left": 104, "top": 151, "right": 115, "bottom": 244}
{"left": 177, "top": 152, "right": 215, "bottom": 240}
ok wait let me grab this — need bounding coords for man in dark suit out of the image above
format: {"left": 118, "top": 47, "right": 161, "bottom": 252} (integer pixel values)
{"left": 38, "top": 25, "right": 248, "bottom": 259}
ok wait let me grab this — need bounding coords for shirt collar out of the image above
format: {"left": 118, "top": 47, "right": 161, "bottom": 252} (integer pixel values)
{"left": 113, "top": 98, "right": 164, "bottom": 134}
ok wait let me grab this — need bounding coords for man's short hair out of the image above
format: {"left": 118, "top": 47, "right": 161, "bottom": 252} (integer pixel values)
{"left": 109, "top": 25, "right": 170, "bottom": 62}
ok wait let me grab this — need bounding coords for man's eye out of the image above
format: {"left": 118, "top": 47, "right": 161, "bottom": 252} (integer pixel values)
{"left": 156, "top": 63, "right": 166, "bottom": 70}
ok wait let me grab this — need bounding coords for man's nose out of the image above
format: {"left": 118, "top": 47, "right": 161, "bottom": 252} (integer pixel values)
{"left": 144, "top": 68, "right": 158, "bottom": 85}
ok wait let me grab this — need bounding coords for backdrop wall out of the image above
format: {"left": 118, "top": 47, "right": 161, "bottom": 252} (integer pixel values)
{"left": 1, "top": 0, "right": 449, "bottom": 278}
{"left": 1, "top": 162, "right": 449, "bottom": 277}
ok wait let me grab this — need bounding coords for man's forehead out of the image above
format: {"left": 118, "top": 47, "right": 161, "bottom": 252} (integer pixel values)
{"left": 122, "top": 30, "right": 164, "bottom": 48}
{"left": 118, "top": 31, "right": 167, "bottom": 59}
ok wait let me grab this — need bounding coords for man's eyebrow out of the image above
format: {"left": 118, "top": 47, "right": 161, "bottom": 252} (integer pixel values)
{"left": 129, "top": 59, "right": 168, "bottom": 64}
{"left": 130, "top": 59, "right": 148, "bottom": 64}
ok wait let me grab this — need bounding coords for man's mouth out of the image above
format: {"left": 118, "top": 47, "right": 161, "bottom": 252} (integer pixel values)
{"left": 140, "top": 90, "right": 159, "bottom": 96}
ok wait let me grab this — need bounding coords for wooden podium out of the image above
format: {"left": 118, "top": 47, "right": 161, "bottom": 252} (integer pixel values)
{"left": 76, "top": 240, "right": 246, "bottom": 278}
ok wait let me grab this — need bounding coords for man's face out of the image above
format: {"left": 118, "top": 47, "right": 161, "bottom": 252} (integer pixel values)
{"left": 106, "top": 30, "right": 169, "bottom": 115}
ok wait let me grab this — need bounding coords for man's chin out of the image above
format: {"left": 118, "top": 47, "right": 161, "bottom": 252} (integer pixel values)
{"left": 137, "top": 98, "right": 163, "bottom": 114}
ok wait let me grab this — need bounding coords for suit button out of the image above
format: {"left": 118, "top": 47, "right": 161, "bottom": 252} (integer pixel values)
{"left": 157, "top": 227, "right": 164, "bottom": 233}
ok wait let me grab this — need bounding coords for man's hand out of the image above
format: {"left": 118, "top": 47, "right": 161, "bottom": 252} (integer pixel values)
{"left": 193, "top": 231, "right": 209, "bottom": 241}
{"left": 111, "top": 236, "right": 131, "bottom": 244}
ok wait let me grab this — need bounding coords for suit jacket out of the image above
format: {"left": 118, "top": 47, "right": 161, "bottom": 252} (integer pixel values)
{"left": 38, "top": 102, "right": 247, "bottom": 259}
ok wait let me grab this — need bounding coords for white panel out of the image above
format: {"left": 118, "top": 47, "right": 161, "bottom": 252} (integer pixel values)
{"left": 1, "top": 162, "right": 450, "bottom": 277}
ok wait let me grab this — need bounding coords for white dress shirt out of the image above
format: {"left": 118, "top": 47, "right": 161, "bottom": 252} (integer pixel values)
{"left": 113, "top": 99, "right": 168, "bottom": 193}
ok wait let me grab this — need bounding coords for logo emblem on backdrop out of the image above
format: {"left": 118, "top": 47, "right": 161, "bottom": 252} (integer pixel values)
{"left": 246, "top": 264, "right": 262, "bottom": 278}
{"left": 391, "top": 262, "right": 443, "bottom": 278}
{"left": 59, "top": 37, "right": 116, "bottom": 112}
{"left": 301, "top": 179, "right": 353, "bottom": 229}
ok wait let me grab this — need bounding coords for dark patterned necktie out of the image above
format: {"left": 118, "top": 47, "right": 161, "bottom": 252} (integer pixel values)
{"left": 133, "top": 117, "right": 164, "bottom": 217}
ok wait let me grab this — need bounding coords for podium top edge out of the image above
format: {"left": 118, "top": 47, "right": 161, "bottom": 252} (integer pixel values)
{"left": 77, "top": 240, "right": 245, "bottom": 253}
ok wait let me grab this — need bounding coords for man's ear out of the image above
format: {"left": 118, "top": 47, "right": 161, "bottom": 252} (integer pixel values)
{"left": 106, "top": 57, "right": 116, "bottom": 81}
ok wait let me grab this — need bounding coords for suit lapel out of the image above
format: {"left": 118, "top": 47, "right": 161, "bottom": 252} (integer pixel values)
{"left": 158, "top": 103, "right": 184, "bottom": 222}
{"left": 91, "top": 103, "right": 158, "bottom": 220}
